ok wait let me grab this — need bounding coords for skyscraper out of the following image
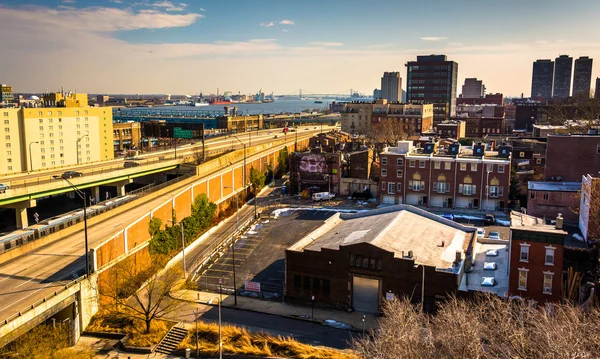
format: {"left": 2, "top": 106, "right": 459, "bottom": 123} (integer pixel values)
{"left": 596, "top": 78, "right": 600, "bottom": 99}
{"left": 373, "top": 88, "right": 382, "bottom": 100}
{"left": 531, "top": 59, "right": 554, "bottom": 99}
{"left": 380, "top": 72, "right": 402, "bottom": 102}
{"left": 553, "top": 55, "right": 573, "bottom": 99}
{"left": 573, "top": 56, "right": 593, "bottom": 97}
{"left": 461, "top": 78, "right": 485, "bottom": 98}
{"left": 406, "top": 55, "right": 458, "bottom": 127}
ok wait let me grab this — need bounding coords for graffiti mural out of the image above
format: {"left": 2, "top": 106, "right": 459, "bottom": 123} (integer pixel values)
{"left": 298, "top": 153, "right": 329, "bottom": 183}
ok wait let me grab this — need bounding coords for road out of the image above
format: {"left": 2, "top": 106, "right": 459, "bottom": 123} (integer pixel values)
{"left": 0, "top": 126, "right": 335, "bottom": 191}
{"left": 169, "top": 302, "right": 355, "bottom": 350}
{"left": 0, "top": 130, "right": 322, "bottom": 323}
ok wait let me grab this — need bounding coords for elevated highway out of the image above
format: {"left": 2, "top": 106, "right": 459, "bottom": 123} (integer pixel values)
{"left": 0, "top": 129, "right": 319, "bottom": 347}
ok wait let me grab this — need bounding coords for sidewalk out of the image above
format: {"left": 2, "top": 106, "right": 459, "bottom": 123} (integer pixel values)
{"left": 173, "top": 289, "right": 379, "bottom": 332}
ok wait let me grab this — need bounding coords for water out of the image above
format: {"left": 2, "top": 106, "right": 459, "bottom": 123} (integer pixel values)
{"left": 154, "top": 99, "right": 331, "bottom": 115}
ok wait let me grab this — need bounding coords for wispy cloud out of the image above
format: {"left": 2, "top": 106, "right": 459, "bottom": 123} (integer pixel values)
{"left": 198, "top": 7, "right": 205, "bottom": 11}
{"left": 282, "top": 29, "right": 288, "bottom": 32}
{"left": 279, "top": 20, "right": 294, "bottom": 25}
{"left": 152, "top": 1, "right": 187, "bottom": 12}
{"left": 420, "top": 36, "right": 447, "bottom": 41}
{"left": 61, "top": 0, "right": 76, "bottom": 3}
{"left": 260, "top": 22, "right": 274, "bottom": 27}
{"left": 310, "top": 42, "right": 343, "bottom": 47}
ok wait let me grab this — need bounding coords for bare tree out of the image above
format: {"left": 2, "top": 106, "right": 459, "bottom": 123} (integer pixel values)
{"left": 103, "top": 254, "right": 183, "bottom": 334}
{"left": 353, "top": 295, "right": 600, "bottom": 359}
{"left": 367, "top": 118, "right": 413, "bottom": 146}
{"left": 542, "top": 95, "right": 600, "bottom": 130}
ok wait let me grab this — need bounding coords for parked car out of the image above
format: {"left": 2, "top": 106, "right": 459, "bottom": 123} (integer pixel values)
{"left": 477, "top": 228, "right": 485, "bottom": 238}
{"left": 314, "top": 126, "right": 317, "bottom": 129}
{"left": 442, "top": 213, "right": 455, "bottom": 221}
{"left": 312, "top": 192, "right": 335, "bottom": 201}
{"left": 488, "top": 231, "right": 501, "bottom": 240}
{"left": 484, "top": 214, "right": 496, "bottom": 225}
{"left": 0, "top": 184, "right": 9, "bottom": 193}
{"left": 268, "top": 132, "right": 273, "bottom": 135}
{"left": 124, "top": 161, "right": 140, "bottom": 168}
{"left": 62, "top": 171, "right": 83, "bottom": 179}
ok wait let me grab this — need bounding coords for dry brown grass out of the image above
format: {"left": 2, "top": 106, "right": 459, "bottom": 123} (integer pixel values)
{"left": 86, "top": 307, "right": 173, "bottom": 347}
{"left": 179, "top": 321, "right": 357, "bottom": 359}
{"left": 353, "top": 295, "right": 600, "bottom": 359}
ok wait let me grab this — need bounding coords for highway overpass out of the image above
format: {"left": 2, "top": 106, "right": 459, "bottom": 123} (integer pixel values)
{"left": 0, "top": 130, "right": 317, "bottom": 347}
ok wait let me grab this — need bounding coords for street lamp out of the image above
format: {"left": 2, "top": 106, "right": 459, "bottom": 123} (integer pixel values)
{"left": 28, "top": 141, "right": 39, "bottom": 172}
{"left": 76, "top": 134, "right": 89, "bottom": 165}
{"left": 208, "top": 285, "right": 223, "bottom": 359}
{"left": 414, "top": 264, "right": 425, "bottom": 312}
{"left": 223, "top": 185, "right": 240, "bottom": 305}
{"left": 167, "top": 219, "right": 186, "bottom": 278}
{"left": 53, "top": 175, "right": 90, "bottom": 276}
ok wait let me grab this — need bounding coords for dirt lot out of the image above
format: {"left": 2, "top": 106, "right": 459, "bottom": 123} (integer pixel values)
{"left": 196, "top": 209, "right": 336, "bottom": 300}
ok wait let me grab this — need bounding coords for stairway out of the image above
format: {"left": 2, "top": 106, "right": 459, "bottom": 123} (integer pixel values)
{"left": 154, "top": 324, "right": 188, "bottom": 355}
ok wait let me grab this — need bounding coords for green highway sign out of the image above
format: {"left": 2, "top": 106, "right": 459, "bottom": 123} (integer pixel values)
{"left": 173, "top": 127, "right": 193, "bottom": 139}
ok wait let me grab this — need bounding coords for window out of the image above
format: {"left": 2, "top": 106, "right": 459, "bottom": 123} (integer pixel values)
{"left": 487, "top": 164, "right": 494, "bottom": 173}
{"left": 597, "top": 145, "right": 600, "bottom": 154}
{"left": 323, "top": 279, "right": 330, "bottom": 296}
{"left": 381, "top": 168, "right": 387, "bottom": 177}
{"left": 382, "top": 181, "right": 386, "bottom": 190}
{"left": 543, "top": 192, "right": 549, "bottom": 200}
{"left": 518, "top": 269, "right": 528, "bottom": 290}
{"left": 530, "top": 191, "right": 535, "bottom": 199}
{"left": 57, "top": 111, "right": 62, "bottom": 115}
{"left": 434, "top": 161, "right": 440, "bottom": 169}
{"left": 408, "top": 180, "right": 425, "bottom": 191}
{"left": 520, "top": 152, "right": 525, "bottom": 158}
{"left": 303, "top": 277, "right": 310, "bottom": 291}
{"left": 397, "top": 158, "right": 403, "bottom": 166}
{"left": 409, "top": 160, "right": 415, "bottom": 168}
{"left": 388, "top": 182, "right": 395, "bottom": 194}
{"left": 520, "top": 243, "right": 530, "bottom": 262}
{"left": 5, "top": 143, "right": 10, "bottom": 148}
{"left": 498, "top": 165, "right": 505, "bottom": 173}
{"left": 397, "top": 169, "right": 403, "bottom": 178}
{"left": 471, "top": 163, "right": 478, "bottom": 171}
{"left": 75, "top": 111, "right": 80, "bottom": 115}
{"left": 459, "top": 184, "right": 476, "bottom": 195}
{"left": 294, "top": 275, "right": 301, "bottom": 290}
{"left": 444, "top": 162, "right": 451, "bottom": 170}
{"left": 38, "top": 111, "right": 42, "bottom": 116}
{"left": 419, "top": 160, "right": 426, "bottom": 168}
{"left": 2, "top": 112, "right": 7, "bottom": 117}
{"left": 434, "top": 181, "right": 449, "bottom": 193}
{"left": 4, "top": 135, "right": 9, "bottom": 140}
{"left": 396, "top": 183, "right": 401, "bottom": 192}
{"left": 381, "top": 157, "right": 387, "bottom": 165}
{"left": 460, "top": 163, "right": 467, "bottom": 171}
{"left": 39, "top": 126, "right": 43, "bottom": 131}
{"left": 312, "top": 278, "right": 321, "bottom": 293}
{"left": 543, "top": 272, "right": 553, "bottom": 294}
{"left": 3, "top": 120, "right": 8, "bottom": 124}
{"left": 545, "top": 247, "right": 555, "bottom": 265}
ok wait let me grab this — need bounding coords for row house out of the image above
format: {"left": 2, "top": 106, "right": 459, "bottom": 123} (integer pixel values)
{"left": 460, "top": 117, "right": 506, "bottom": 138}
{"left": 437, "top": 120, "right": 465, "bottom": 140}
{"left": 379, "top": 140, "right": 512, "bottom": 211}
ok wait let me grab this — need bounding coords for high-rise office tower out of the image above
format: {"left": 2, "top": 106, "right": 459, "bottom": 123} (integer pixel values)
{"left": 596, "top": 78, "right": 600, "bottom": 99}
{"left": 406, "top": 55, "right": 458, "bottom": 127}
{"left": 531, "top": 59, "right": 554, "bottom": 99}
{"left": 373, "top": 88, "right": 382, "bottom": 100}
{"left": 380, "top": 72, "right": 402, "bottom": 102}
{"left": 573, "top": 56, "right": 593, "bottom": 97}
{"left": 553, "top": 55, "right": 573, "bottom": 98}
{"left": 461, "top": 78, "right": 485, "bottom": 98}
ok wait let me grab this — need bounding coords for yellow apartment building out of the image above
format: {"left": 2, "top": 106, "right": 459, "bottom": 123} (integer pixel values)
{"left": 0, "top": 93, "right": 113, "bottom": 175}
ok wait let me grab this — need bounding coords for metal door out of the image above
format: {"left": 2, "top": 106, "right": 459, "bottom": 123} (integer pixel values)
{"left": 352, "top": 276, "right": 379, "bottom": 313}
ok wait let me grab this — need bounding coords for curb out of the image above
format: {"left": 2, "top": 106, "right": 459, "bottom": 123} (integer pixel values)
{"left": 181, "top": 295, "right": 366, "bottom": 333}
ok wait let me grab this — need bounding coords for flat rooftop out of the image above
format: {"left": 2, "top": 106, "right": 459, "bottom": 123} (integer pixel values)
{"left": 459, "top": 240, "right": 509, "bottom": 297}
{"left": 528, "top": 181, "right": 581, "bottom": 192}
{"left": 289, "top": 205, "right": 476, "bottom": 271}
{"left": 510, "top": 211, "right": 568, "bottom": 234}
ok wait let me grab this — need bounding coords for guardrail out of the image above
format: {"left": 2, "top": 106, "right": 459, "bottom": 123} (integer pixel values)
{"left": 1, "top": 275, "right": 87, "bottom": 327}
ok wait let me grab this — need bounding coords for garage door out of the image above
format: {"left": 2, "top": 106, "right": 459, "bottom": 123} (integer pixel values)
{"left": 406, "top": 194, "right": 419, "bottom": 205}
{"left": 430, "top": 195, "right": 444, "bottom": 208}
{"left": 382, "top": 195, "right": 395, "bottom": 204}
{"left": 352, "top": 276, "right": 379, "bottom": 313}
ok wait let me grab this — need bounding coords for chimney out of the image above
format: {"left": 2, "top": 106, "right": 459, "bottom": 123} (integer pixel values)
{"left": 556, "top": 213, "right": 564, "bottom": 230}
{"left": 454, "top": 251, "right": 462, "bottom": 265}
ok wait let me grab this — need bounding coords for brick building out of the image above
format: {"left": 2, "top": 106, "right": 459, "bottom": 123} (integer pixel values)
{"left": 437, "top": 120, "right": 465, "bottom": 139}
{"left": 545, "top": 134, "right": 600, "bottom": 182}
{"left": 346, "top": 149, "right": 373, "bottom": 180}
{"left": 515, "top": 103, "right": 544, "bottom": 131}
{"left": 462, "top": 117, "right": 506, "bottom": 138}
{"left": 509, "top": 211, "right": 566, "bottom": 303}
{"left": 378, "top": 140, "right": 512, "bottom": 211}
{"left": 285, "top": 206, "right": 476, "bottom": 313}
{"left": 527, "top": 182, "right": 581, "bottom": 223}
{"left": 113, "top": 122, "right": 141, "bottom": 151}
{"left": 510, "top": 137, "right": 547, "bottom": 176}
{"left": 457, "top": 93, "right": 504, "bottom": 106}
{"left": 289, "top": 148, "right": 341, "bottom": 195}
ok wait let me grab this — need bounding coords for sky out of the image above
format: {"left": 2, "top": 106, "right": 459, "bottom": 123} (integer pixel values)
{"left": 1, "top": 0, "right": 600, "bottom": 97}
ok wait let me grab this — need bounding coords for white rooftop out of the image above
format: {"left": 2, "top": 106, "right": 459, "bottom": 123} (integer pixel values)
{"left": 459, "top": 240, "right": 509, "bottom": 297}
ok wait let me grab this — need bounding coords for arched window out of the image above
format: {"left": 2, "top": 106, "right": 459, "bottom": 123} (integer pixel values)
{"left": 490, "top": 178, "right": 500, "bottom": 186}
{"left": 413, "top": 173, "right": 421, "bottom": 180}
{"left": 438, "top": 174, "right": 446, "bottom": 182}
{"left": 464, "top": 176, "right": 472, "bottom": 184}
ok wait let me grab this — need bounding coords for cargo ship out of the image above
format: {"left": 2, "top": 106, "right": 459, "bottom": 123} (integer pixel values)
{"left": 209, "top": 100, "right": 232, "bottom": 105}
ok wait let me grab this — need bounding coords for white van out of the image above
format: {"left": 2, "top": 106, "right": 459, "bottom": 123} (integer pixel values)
{"left": 312, "top": 192, "right": 335, "bottom": 201}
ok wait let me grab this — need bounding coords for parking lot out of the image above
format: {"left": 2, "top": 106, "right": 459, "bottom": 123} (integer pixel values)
{"left": 196, "top": 209, "right": 336, "bottom": 300}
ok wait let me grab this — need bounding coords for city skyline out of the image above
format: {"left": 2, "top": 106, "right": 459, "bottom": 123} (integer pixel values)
{"left": 1, "top": 0, "right": 600, "bottom": 96}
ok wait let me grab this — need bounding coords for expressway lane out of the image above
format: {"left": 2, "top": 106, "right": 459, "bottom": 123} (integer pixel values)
{"left": 0, "top": 131, "right": 322, "bottom": 323}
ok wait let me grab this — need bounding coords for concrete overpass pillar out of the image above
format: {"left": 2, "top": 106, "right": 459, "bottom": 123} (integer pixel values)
{"left": 1, "top": 199, "right": 36, "bottom": 229}
{"left": 110, "top": 179, "right": 132, "bottom": 197}
{"left": 92, "top": 186, "right": 100, "bottom": 203}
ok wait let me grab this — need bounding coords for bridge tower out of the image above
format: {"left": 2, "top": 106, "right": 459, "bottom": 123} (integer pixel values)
{"left": 299, "top": 89, "right": 302, "bottom": 99}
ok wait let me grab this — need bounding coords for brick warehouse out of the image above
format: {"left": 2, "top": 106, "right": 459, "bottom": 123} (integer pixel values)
{"left": 285, "top": 205, "right": 476, "bottom": 313}
{"left": 544, "top": 133, "right": 600, "bottom": 182}
{"left": 378, "top": 140, "right": 511, "bottom": 211}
